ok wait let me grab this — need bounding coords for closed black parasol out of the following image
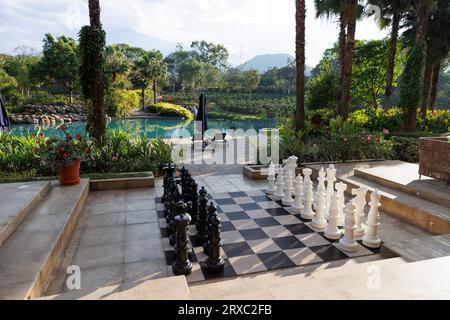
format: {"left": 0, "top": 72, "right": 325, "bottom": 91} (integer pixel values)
{"left": 0, "top": 96, "right": 10, "bottom": 132}
{"left": 195, "top": 93, "right": 208, "bottom": 140}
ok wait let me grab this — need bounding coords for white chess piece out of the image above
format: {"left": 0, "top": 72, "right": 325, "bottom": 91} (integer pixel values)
{"left": 338, "top": 201, "right": 359, "bottom": 252}
{"left": 282, "top": 169, "right": 294, "bottom": 206}
{"left": 291, "top": 174, "right": 304, "bottom": 213}
{"left": 312, "top": 183, "right": 328, "bottom": 230}
{"left": 313, "top": 168, "right": 326, "bottom": 211}
{"left": 266, "top": 162, "right": 276, "bottom": 195}
{"left": 324, "top": 192, "right": 341, "bottom": 240}
{"left": 362, "top": 190, "right": 382, "bottom": 248}
{"left": 335, "top": 182, "right": 347, "bottom": 227}
{"left": 301, "top": 168, "right": 314, "bottom": 219}
{"left": 274, "top": 166, "right": 285, "bottom": 200}
{"left": 352, "top": 186, "right": 368, "bottom": 238}
{"left": 287, "top": 156, "right": 298, "bottom": 194}
{"left": 325, "top": 164, "right": 337, "bottom": 218}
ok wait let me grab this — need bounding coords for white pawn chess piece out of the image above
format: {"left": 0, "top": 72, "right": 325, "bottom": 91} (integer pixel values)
{"left": 335, "top": 182, "right": 347, "bottom": 227}
{"left": 282, "top": 170, "right": 294, "bottom": 206}
{"left": 266, "top": 162, "right": 276, "bottom": 195}
{"left": 325, "top": 164, "right": 337, "bottom": 217}
{"left": 363, "top": 190, "right": 382, "bottom": 248}
{"left": 312, "top": 183, "right": 328, "bottom": 230}
{"left": 352, "top": 186, "right": 368, "bottom": 238}
{"left": 301, "top": 168, "right": 314, "bottom": 220}
{"left": 324, "top": 192, "right": 341, "bottom": 240}
{"left": 313, "top": 168, "right": 326, "bottom": 211}
{"left": 338, "top": 201, "right": 359, "bottom": 252}
{"left": 274, "top": 166, "right": 285, "bottom": 200}
{"left": 291, "top": 174, "right": 304, "bottom": 213}
{"left": 287, "top": 156, "right": 298, "bottom": 194}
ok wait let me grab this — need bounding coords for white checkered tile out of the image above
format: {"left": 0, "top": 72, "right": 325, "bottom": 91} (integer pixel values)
{"left": 220, "top": 204, "right": 244, "bottom": 213}
{"left": 231, "top": 219, "right": 260, "bottom": 230}
{"left": 234, "top": 197, "right": 256, "bottom": 204}
{"left": 246, "top": 209, "right": 272, "bottom": 219}
{"left": 261, "top": 225, "right": 291, "bottom": 238}
{"left": 259, "top": 201, "right": 282, "bottom": 209}
{"left": 296, "top": 233, "right": 331, "bottom": 247}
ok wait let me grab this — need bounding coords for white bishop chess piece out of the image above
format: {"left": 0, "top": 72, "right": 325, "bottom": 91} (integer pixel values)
{"left": 325, "top": 164, "right": 337, "bottom": 218}
{"left": 338, "top": 201, "right": 359, "bottom": 252}
{"left": 274, "top": 165, "right": 285, "bottom": 200}
{"left": 324, "top": 192, "right": 341, "bottom": 240}
{"left": 335, "top": 182, "right": 347, "bottom": 227}
{"left": 282, "top": 169, "right": 294, "bottom": 206}
{"left": 352, "top": 186, "right": 368, "bottom": 238}
{"left": 301, "top": 168, "right": 314, "bottom": 219}
{"left": 362, "top": 190, "right": 382, "bottom": 249}
{"left": 266, "top": 162, "right": 276, "bottom": 195}
{"left": 291, "top": 174, "right": 304, "bottom": 213}
{"left": 311, "top": 182, "right": 328, "bottom": 231}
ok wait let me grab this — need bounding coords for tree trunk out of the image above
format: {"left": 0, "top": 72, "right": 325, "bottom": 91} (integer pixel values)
{"left": 420, "top": 62, "right": 433, "bottom": 118}
{"left": 429, "top": 62, "right": 441, "bottom": 111}
{"left": 70, "top": 88, "right": 73, "bottom": 104}
{"left": 384, "top": 12, "right": 400, "bottom": 110}
{"left": 153, "top": 79, "right": 157, "bottom": 105}
{"left": 337, "top": 11, "right": 347, "bottom": 108}
{"left": 89, "top": 0, "right": 101, "bottom": 27}
{"left": 340, "top": 0, "right": 357, "bottom": 120}
{"left": 294, "top": 0, "right": 306, "bottom": 131}
{"left": 141, "top": 88, "right": 145, "bottom": 111}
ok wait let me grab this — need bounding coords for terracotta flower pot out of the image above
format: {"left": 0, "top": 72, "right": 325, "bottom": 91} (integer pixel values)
{"left": 59, "top": 159, "right": 81, "bottom": 186}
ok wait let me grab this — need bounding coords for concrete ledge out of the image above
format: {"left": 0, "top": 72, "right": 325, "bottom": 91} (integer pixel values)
{"left": 89, "top": 172, "right": 155, "bottom": 190}
{"left": 243, "top": 165, "right": 303, "bottom": 180}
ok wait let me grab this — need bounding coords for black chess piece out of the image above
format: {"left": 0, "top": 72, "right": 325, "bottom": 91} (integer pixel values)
{"left": 172, "top": 208, "right": 193, "bottom": 276}
{"left": 188, "top": 180, "right": 199, "bottom": 225}
{"left": 162, "top": 163, "right": 175, "bottom": 203}
{"left": 180, "top": 166, "right": 188, "bottom": 195}
{"left": 203, "top": 202, "right": 217, "bottom": 256}
{"left": 205, "top": 210, "right": 225, "bottom": 272}
{"left": 196, "top": 186, "right": 209, "bottom": 244}
{"left": 170, "top": 201, "right": 193, "bottom": 255}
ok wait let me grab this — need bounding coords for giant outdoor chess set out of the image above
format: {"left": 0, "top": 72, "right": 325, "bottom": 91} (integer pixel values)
{"left": 157, "top": 158, "right": 383, "bottom": 283}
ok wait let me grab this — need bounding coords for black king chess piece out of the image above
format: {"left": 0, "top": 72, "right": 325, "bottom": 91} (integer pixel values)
{"left": 205, "top": 208, "right": 225, "bottom": 272}
{"left": 172, "top": 203, "right": 193, "bottom": 276}
{"left": 203, "top": 202, "right": 217, "bottom": 256}
{"left": 195, "top": 186, "right": 209, "bottom": 245}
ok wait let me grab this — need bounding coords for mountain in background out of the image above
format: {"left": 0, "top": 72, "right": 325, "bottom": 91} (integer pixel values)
{"left": 239, "top": 53, "right": 313, "bottom": 76}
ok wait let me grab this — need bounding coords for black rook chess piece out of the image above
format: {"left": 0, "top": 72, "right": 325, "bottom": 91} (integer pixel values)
{"left": 205, "top": 209, "right": 225, "bottom": 272}
{"left": 203, "top": 202, "right": 217, "bottom": 256}
{"left": 196, "top": 186, "right": 209, "bottom": 245}
{"left": 172, "top": 208, "right": 193, "bottom": 276}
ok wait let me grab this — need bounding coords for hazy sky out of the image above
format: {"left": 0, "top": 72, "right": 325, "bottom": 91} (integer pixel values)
{"left": 0, "top": 0, "right": 388, "bottom": 67}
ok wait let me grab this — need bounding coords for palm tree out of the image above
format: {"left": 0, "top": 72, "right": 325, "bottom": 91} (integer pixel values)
{"left": 105, "top": 45, "right": 130, "bottom": 83}
{"left": 295, "top": 0, "right": 306, "bottom": 131}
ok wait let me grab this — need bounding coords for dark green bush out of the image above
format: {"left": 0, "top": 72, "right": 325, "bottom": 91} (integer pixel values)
{"left": 389, "top": 136, "right": 418, "bottom": 163}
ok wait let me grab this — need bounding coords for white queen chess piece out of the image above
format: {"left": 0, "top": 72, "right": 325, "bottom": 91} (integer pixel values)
{"left": 282, "top": 169, "right": 294, "bottom": 206}
{"left": 291, "top": 174, "right": 304, "bottom": 213}
{"left": 362, "top": 190, "right": 382, "bottom": 249}
{"left": 352, "top": 186, "right": 368, "bottom": 238}
{"left": 325, "top": 164, "right": 337, "bottom": 217}
{"left": 335, "top": 182, "right": 347, "bottom": 227}
{"left": 338, "top": 201, "right": 359, "bottom": 252}
{"left": 274, "top": 165, "right": 285, "bottom": 200}
{"left": 324, "top": 192, "right": 341, "bottom": 240}
{"left": 311, "top": 182, "right": 328, "bottom": 231}
{"left": 301, "top": 168, "right": 314, "bottom": 219}
{"left": 266, "top": 162, "right": 276, "bottom": 195}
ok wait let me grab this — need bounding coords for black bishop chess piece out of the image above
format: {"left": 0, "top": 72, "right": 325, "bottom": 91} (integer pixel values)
{"left": 172, "top": 202, "right": 193, "bottom": 276}
{"left": 203, "top": 202, "right": 217, "bottom": 256}
{"left": 195, "top": 186, "right": 209, "bottom": 245}
{"left": 205, "top": 208, "right": 225, "bottom": 273}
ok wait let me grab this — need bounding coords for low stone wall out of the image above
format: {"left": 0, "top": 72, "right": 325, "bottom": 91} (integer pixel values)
{"left": 9, "top": 104, "right": 86, "bottom": 125}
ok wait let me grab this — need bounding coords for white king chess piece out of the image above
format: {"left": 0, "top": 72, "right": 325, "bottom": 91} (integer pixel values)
{"left": 282, "top": 169, "right": 294, "bottom": 206}
{"left": 324, "top": 192, "right": 341, "bottom": 240}
{"left": 301, "top": 168, "right": 314, "bottom": 220}
{"left": 274, "top": 165, "right": 285, "bottom": 200}
{"left": 325, "top": 164, "right": 337, "bottom": 218}
{"left": 291, "top": 174, "right": 304, "bottom": 213}
{"left": 338, "top": 201, "right": 359, "bottom": 252}
{"left": 352, "top": 186, "right": 368, "bottom": 238}
{"left": 362, "top": 190, "right": 382, "bottom": 249}
{"left": 335, "top": 182, "right": 347, "bottom": 227}
{"left": 311, "top": 182, "right": 328, "bottom": 231}
{"left": 266, "top": 162, "right": 276, "bottom": 195}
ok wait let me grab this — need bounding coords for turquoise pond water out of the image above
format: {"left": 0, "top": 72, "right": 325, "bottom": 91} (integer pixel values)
{"left": 10, "top": 117, "right": 277, "bottom": 139}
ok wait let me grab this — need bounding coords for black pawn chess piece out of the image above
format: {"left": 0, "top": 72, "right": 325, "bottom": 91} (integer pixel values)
{"left": 188, "top": 180, "right": 199, "bottom": 225}
{"left": 196, "top": 186, "right": 209, "bottom": 245}
{"left": 203, "top": 202, "right": 217, "bottom": 256}
{"left": 205, "top": 210, "right": 225, "bottom": 272}
{"left": 172, "top": 209, "right": 193, "bottom": 276}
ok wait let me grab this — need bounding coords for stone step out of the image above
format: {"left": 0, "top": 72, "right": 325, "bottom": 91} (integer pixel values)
{"left": 382, "top": 234, "right": 450, "bottom": 262}
{"left": 0, "top": 180, "right": 89, "bottom": 300}
{"left": 0, "top": 181, "right": 51, "bottom": 247}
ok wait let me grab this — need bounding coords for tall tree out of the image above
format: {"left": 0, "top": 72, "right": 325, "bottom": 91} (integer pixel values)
{"left": 294, "top": 0, "right": 306, "bottom": 131}
{"left": 105, "top": 45, "right": 130, "bottom": 83}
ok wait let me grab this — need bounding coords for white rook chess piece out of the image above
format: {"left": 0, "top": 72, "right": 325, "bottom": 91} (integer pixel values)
{"left": 335, "top": 182, "right": 347, "bottom": 227}
{"left": 282, "top": 170, "right": 294, "bottom": 206}
{"left": 266, "top": 162, "right": 276, "bottom": 195}
{"left": 352, "top": 186, "right": 368, "bottom": 238}
{"left": 325, "top": 164, "right": 337, "bottom": 218}
{"left": 363, "top": 190, "right": 382, "bottom": 248}
{"left": 324, "top": 192, "right": 341, "bottom": 240}
{"left": 274, "top": 166, "right": 285, "bottom": 200}
{"left": 312, "top": 183, "right": 328, "bottom": 231}
{"left": 291, "top": 174, "right": 304, "bottom": 213}
{"left": 302, "top": 168, "right": 314, "bottom": 220}
{"left": 338, "top": 201, "right": 359, "bottom": 252}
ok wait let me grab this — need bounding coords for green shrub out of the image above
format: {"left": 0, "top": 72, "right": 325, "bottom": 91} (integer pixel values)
{"left": 389, "top": 136, "right": 418, "bottom": 163}
{"left": 147, "top": 102, "right": 193, "bottom": 122}
{"left": 106, "top": 88, "right": 140, "bottom": 117}
{"left": 306, "top": 72, "right": 338, "bottom": 111}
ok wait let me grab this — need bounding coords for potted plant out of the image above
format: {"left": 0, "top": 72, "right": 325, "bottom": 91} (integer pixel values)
{"left": 42, "top": 125, "right": 88, "bottom": 186}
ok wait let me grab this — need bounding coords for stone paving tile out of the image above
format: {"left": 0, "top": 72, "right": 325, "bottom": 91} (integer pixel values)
{"left": 65, "top": 264, "right": 124, "bottom": 294}
{"left": 125, "top": 210, "right": 158, "bottom": 225}
{"left": 124, "top": 238, "right": 165, "bottom": 264}
{"left": 125, "top": 222, "right": 161, "bottom": 242}
{"left": 73, "top": 243, "right": 125, "bottom": 270}
{"left": 85, "top": 212, "right": 126, "bottom": 229}
{"left": 123, "top": 258, "right": 168, "bottom": 285}
{"left": 84, "top": 201, "right": 127, "bottom": 216}
{"left": 79, "top": 225, "right": 125, "bottom": 247}
{"left": 126, "top": 199, "right": 156, "bottom": 211}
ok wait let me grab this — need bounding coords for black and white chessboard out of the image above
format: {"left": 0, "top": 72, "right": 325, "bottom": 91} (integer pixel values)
{"left": 156, "top": 190, "right": 380, "bottom": 283}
